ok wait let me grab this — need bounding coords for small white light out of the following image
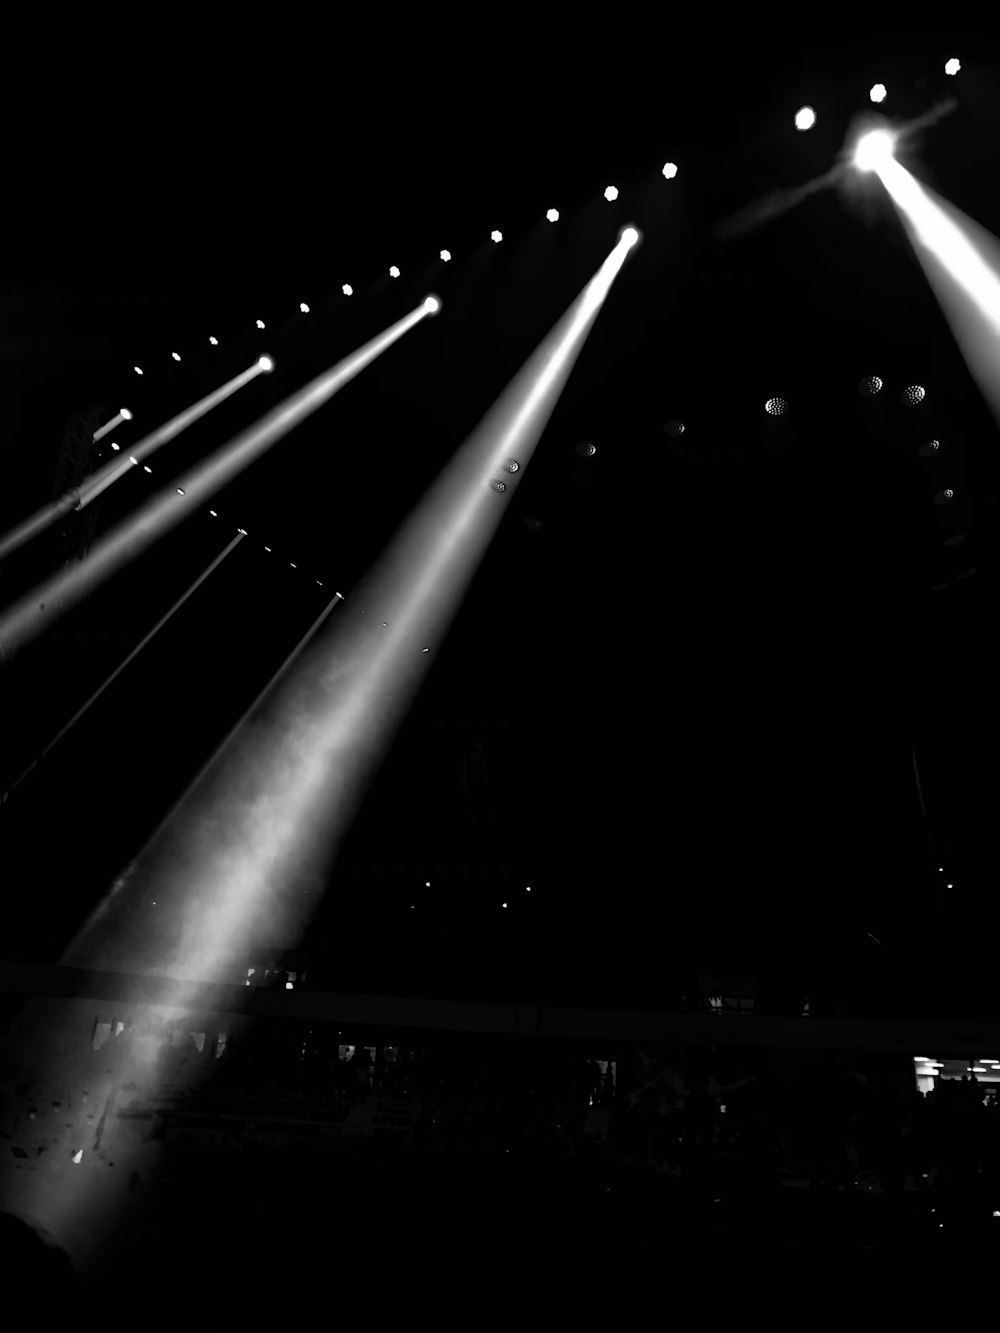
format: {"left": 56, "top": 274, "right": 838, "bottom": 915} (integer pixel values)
{"left": 389, "top": 265, "right": 400, "bottom": 278}
{"left": 422, "top": 647, "right": 429, "bottom": 652}
{"left": 794, "top": 107, "right": 816, "bottom": 132}
{"left": 176, "top": 487, "right": 185, "bottom": 496}
{"left": 111, "top": 442, "right": 120, "bottom": 451}
{"left": 72, "top": 1150, "right": 83, "bottom": 1164}
{"left": 209, "top": 336, "right": 218, "bottom": 345}
{"left": 129, "top": 456, "right": 138, "bottom": 465}
{"left": 425, "top": 882, "right": 431, "bottom": 887}
{"left": 855, "top": 128, "right": 896, "bottom": 172}
{"left": 424, "top": 294, "right": 441, "bottom": 314}
{"left": 502, "top": 902, "right": 507, "bottom": 909}
{"left": 237, "top": 528, "right": 247, "bottom": 536}
{"left": 870, "top": 83, "right": 887, "bottom": 104}
{"left": 172, "top": 352, "right": 181, "bottom": 361}
{"left": 604, "top": 185, "right": 619, "bottom": 201}
{"left": 491, "top": 230, "right": 502, "bottom": 243}
{"left": 662, "top": 161, "right": 679, "bottom": 177}
{"left": 439, "top": 249, "right": 451, "bottom": 262}
{"left": 342, "top": 284, "right": 353, "bottom": 296}
{"left": 258, "top": 355, "right": 274, "bottom": 372}
{"left": 286, "top": 982, "right": 294, "bottom": 990}
{"left": 300, "top": 302, "right": 310, "bottom": 313}
{"left": 256, "top": 319, "right": 265, "bottom": 329}
{"left": 210, "top": 510, "right": 217, "bottom": 517}
{"left": 290, "top": 563, "right": 296, "bottom": 569}
{"left": 621, "top": 226, "right": 639, "bottom": 248}
{"left": 945, "top": 57, "right": 961, "bottom": 77}
{"left": 134, "top": 366, "right": 143, "bottom": 375}
{"left": 120, "top": 407, "right": 133, "bottom": 421}
{"left": 546, "top": 208, "right": 559, "bottom": 222}
{"left": 143, "top": 465, "right": 152, "bottom": 473}
{"left": 264, "top": 546, "right": 271, "bottom": 552}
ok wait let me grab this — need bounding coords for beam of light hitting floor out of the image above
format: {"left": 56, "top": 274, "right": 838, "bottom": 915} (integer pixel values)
{"left": 871, "top": 153, "right": 1000, "bottom": 429}
{"left": 0, "top": 358, "right": 268, "bottom": 567}
{"left": 2, "top": 532, "right": 246, "bottom": 802}
{"left": 0, "top": 233, "right": 637, "bottom": 1279}
{"left": 0, "top": 301, "right": 434, "bottom": 660}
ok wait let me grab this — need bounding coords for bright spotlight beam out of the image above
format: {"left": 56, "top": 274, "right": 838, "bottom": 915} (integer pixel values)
{"left": 0, "top": 301, "right": 434, "bottom": 660}
{"left": 868, "top": 151, "right": 1000, "bottom": 430}
{"left": 854, "top": 128, "right": 897, "bottom": 172}
{"left": 2, "top": 232, "right": 638, "bottom": 1273}
{"left": 0, "top": 358, "right": 271, "bottom": 566}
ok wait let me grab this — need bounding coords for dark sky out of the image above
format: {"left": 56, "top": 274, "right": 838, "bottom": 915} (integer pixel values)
{"left": 1, "top": 25, "right": 997, "bottom": 993}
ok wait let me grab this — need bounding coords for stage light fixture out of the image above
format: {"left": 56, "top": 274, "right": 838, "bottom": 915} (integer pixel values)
{"left": 491, "top": 230, "right": 502, "bottom": 243}
{"left": 870, "top": 83, "right": 887, "bottom": 104}
{"left": 134, "top": 366, "right": 143, "bottom": 375}
{"left": 662, "top": 161, "right": 678, "bottom": 178}
{"left": 300, "top": 303, "right": 310, "bottom": 314}
{"left": 765, "top": 397, "right": 788, "bottom": 416}
{"left": 902, "top": 384, "right": 926, "bottom": 405}
{"left": 575, "top": 441, "right": 596, "bottom": 457}
{"left": 621, "top": 226, "right": 639, "bottom": 248}
{"left": 389, "top": 266, "right": 400, "bottom": 277}
{"left": 854, "top": 128, "right": 896, "bottom": 172}
{"left": 859, "top": 375, "right": 883, "bottom": 395}
{"left": 440, "top": 250, "right": 451, "bottom": 262}
{"left": 111, "top": 443, "right": 120, "bottom": 451}
{"left": 121, "top": 407, "right": 133, "bottom": 421}
{"left": 424, "top": 294, "right": 441, "bottom": 314}
{"left": 176, "top": 488, "right": 185, "bottom": 496}
{"left": 209, "top": 336, "right": 219, "bottom": 345}
{"left": 933, "top": 489, "right": 955, "bottom": 504}
{"left": 604, "top": 185, "right": 619, "bottom": 201}
{"left": 794, "top": 107, "right": 815, "bottom": 131}
{"left": 172, "top": 352, "right": 181, "bottom": 362}
{"left": 143, "top": 465, "right": 152, "bottom": 473}
{"left": 503, "top": 458, "right": 520, "bottom": 472}
{"left": 945, "top": 57, "right": 960, "bottom": 76}
{"left": 490, "top": 479, "right": 507, "bottom": 493}
{"left": 210, "top": 510, "right": 217, "bottom": 517}
{"left": 546, "top": 208, "right": 559, "bottom": 222}
{"left": 342, "top": 285, "right": 353, "bottom": 296}
{"left": 256, "top": 320, "right": 265, "bottom": 329}
{"left": 918, "top": 439, "right": 941, "bottom": 457}
{"left": 258, "top": 355, "right": 275, "bottom": 372}
{"left": 129, "top": 456, "right": 138, "bottom": 465}
{"left": 664, "top": 419, "right": 685, "bottom": 437}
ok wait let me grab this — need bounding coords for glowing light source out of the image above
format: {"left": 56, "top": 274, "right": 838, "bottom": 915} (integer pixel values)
{"left": 503, "top": 458, "right": 520, "bottom": 472}
{"left": 129, "top": 456, "right": 138, "bottom": 465}
{"left": 490, "top": 479, "right": 507, "bottom": 493}
{"left": 440, "top": 250, "right": 451, "bottom": 262}
{"left": 111, "top": 442, "right": 120, "bottom": 451}
{"left": 176, "top": 488, "right": 185, "bottom": 495}
{"left": 121, "top": 407, "right": 133, "bottom": 421}
{"left": 72, "top": 1150, "right": 83, "bottom": 1164}
{"left": 172, "top": 352, "right": 181, "bottom": 362}
{"left": 902, "top": 384, "right": 926, "bottom": 405}
{"left": 143, "top": 466, "right": 152, "bottom": 473}
{"left": 210, "top": 510, "right": 217, "bottom": 516}
{"left": 134, "top": 366, "right": 143, "bottom": 375}
{"left": 765, "top": 397, "right": 788, "bottom": 416}
{"left": 933, "top": 489, "right": 955, "bottom": 504}
{"left": 300, "top": 303, "right": 310, "bottom": 314}
{"left": 342, "top": 284, "right": 353, "bottom": 295}
{"left": 945, "top": 57, "right": 961, "bottom": 76}
{"left": 209, "top": 336, "right": 218, "bottom": 345}
{"left": 258, "top": 355, "right": 275, "bottom": 372}
{"left": 662, "top": 161, "right": 678, "bottom": 178}
{"left": 576, "top": 441, "right": 596, "bottom": 457}
{"left": 794, "top": 107, "right": 816, "bottom": 132}
{"left": 424, "top": 294, "right": 441, "bottom": 314}
{"left": 870, "top": 83, "right": 887, "bottom": 104}
{"left": 546, "top": 208, "right": 559, "bottom": 222}
{"left": 491, "top": 230, "right": 502, "bottom": 243}
{"left": 604, "top": 185, "right": 619, "bottom": 201}
{"left": 859, "top": 375, "right": 883, "bottom": 395}
{"left": 389, "top": 266, "right": 400, "bottom": 277}
{"left": 620, "top": 226, "right": 640, "bottom": 248}
{"left": 918, "top": 439, "right": 941, "bottom": 457}
{"left": 664, "top": 419, "right": 685, "bottom": 437}
{"left": 854, "top": 128, "right": 896, "bottom": 172}
{"left": 256, "top": 320, "right": 266, "bottom": 329}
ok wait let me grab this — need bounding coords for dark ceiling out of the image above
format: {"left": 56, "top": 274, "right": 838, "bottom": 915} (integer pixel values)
{"left": 1, "top": 24, "right": 997, "bottom": 996}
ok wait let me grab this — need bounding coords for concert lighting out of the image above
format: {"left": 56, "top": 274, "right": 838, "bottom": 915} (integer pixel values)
{"left": 256, "top": 320, "right": 266, "bottom": 329}
{"left": 342, "top": 285, "right": 353, "bottom": 296}
{"left": 209, "top": 336, "right": 219, "bottom": 345}
{"left": 503, "top": 458, "right": 520, "bottom": 472}
{"left": 111, "top": 443, "right": 120, "bottom": 451}
{"left": 917, "top": 439, "right": 941, "bottom": 457}
{"left": 870, "top": 83, "right": 887, "bottom": 104}
{"left": 794, "top": 107, "right": 816, "bottom": 131}
{"left": 902, "top": 384, "right": 926, "bottom": 405}
{"left": 620, "top": 226, "right": 640, "bottom": 248}
{"left": 134, "top": 366, "right": 143, "bottom": 374}
{"left": 765, "top": 397, "right": 788, "bottom": 416}
{"left": 491, "top": 230, "right": 502, "bottom": 243}
{"left": 258, "top": 356, "right": 275, "bottom": 372}
{"left": 933, "top": 489, "right": 955, "bottom": 504}
{"left": 546, "top": 208, "right": 559, "bottom": 221}
{"left": 440, "top": 250, "right": 451, "bottom": 262}
{"left": 945, "top": 57, "right": 960, "bottom": 76}
{"left": 859, "top": 376, "right": 883, "bottom": 395}
{"left": 662, "top": 161, "right": 678, "bottom": 178}
{"left": 389, "top": 266, "right": 400, "bottom": 277}
{"left": 490, "top": 479, "right": 507, "bottom": 493}
{"left": 121, "top": 408, "right": 133, "bottom": 421}
{"left": 172, "top": 352, "right": 181, "bottom": 361}
{"left": 664, "top": 420, "right": 685, "bottom": 437}
{"left": 576, "top": 441, "right": 596, "bottom": 456}
{"left": 424, "top": 295, "right": 441, "bottom": 314}
{"left": 604, "top": 185, "right": 619, "bottom": 201}
{"left": 299, "top": 303, "right": 310, "bottom": 313}
{"left": 854, "top": 128, "right": 896, "bottom": 172}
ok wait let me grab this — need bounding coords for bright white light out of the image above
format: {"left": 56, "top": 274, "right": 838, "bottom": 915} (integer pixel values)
{"left": 604, "top": 185, "right": 619, "bottom": 202}
{"left": 424, "top": 294, "right": 441, "bottom": 314}
{"left": 342, "top": 284, "right": 353, "bottom": 296}
{"left": 176, "top": 488, "right": 185, "bottom": 496}
{"left": 172, "top": 352, "right": 181, "bottom": 361}
{"left": 854, "top": 128, "right": 896, "bottom": 172}
{"left": 440, "top": 249, "right": 451, "bottom": 262}
{"left": 389, "top": 266, "right": 400, "bottom": 278}
{"left": 210, "top": 510, "right": 217, "bottom": 517}
{"left": 209, "top": 336, "right": 218, "bottom": 345}
{"left": 870, "top": 83, "right": 887, "bottom": 104}
{"left": 546, "top": 208, "right": 559, "bottom": 222}
{"left": 121, "top": 407, "right": 133, "bottom": 421}
{"left": 258, "top": 355, "right": 275, "bottom": 372}
{"left": 945, "top": 57, "right": 961, "bottom": 76}
{"left": 256, "top": 319, "right": 266, "bottom": 329}
{"left": 134, "top": 366, "right": 143, "bottom": 375}
{"left": 621, "top": 227, "right": 640, "bottom": 248}
{"left": 143, "top": 466, "right": 152, "bottom": 473}
{"left": 299, "top": 303, "right": 310, "bottom": 314}
{"left": 129, "top": 456, "right": 138, "bottom": 465}
{"left": 794, "top": 107, "right": 816, "bottom": 132}
{"left": 491, "top": 230, "right": 502, "bottom": 243}
{"left": 111, "top": 442, "right": 120, "bottom": 451}
{"left": 72, "top": 1150, "right": 83, "bottom": 1164}
{"left": 662, "top": 161, "right": 678, "bottom": 178}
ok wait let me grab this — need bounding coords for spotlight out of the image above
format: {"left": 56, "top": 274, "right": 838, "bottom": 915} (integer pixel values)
{"left": 209, "top": 336, "right": 219, "bottom": 345}
{"left": 854, "top": 128, "right": 896, "bottom": 172}
{"left": 210, "top": 510, "right": 217, "bottom": 517}
{"left": 342, "top": 284, "right": 353, "bottom": 296}
{"left": 176, "top": 488, "right": 185, "bottom": 496}
{"left": 172, "top": 352, "right": 181, "bottom": 362}
{"left": 143, "top": 465, "right": 152, "bottom": 474}
{"left": 546, "top": 208, "right": 559, "bottom": 222}
{"left": 129, "top": 456, "right": 138, "bottom": 465}
{"left": 945, "top": 57, "right": 961, "bottom": 76}
{"left": 662, "top": 161, "right": 678, "bottom": 178}
{"left": 859, "top": 375, "right": 883, "bottom": 396}
{"left": 604, "top": 185, "right": 619, "bottom": 201}
{"left": 111, "top": 443, "right": 120, "bottom": 451}
{"left": 300, "top": 303, "right": 310, "bottom": 313}
{"left": 902, "top": 384, "right": 926, "bottom": 406}
{"left": 490, "top": 479, "right": 507, "bottom": 493}
{"left": 439, "top": 250, "right": 452, "bottom": 262}
{"left": 575, "top": 441, "right": 596, "bottom": 457}
{"left": 664, "top": 419, "right": 685, "bottom": 437}
{"left": 423, "top": 294, "right": 441, "bottom": 314}
{"left": 870, "top": 83, "right": 887, "bottom": 104}
{"left": 491, "top": 230, "right": 502, "bottom": 243}
{"left": 256, "top": 320, "right": 266, "bottom": 329}
{"left": 120, "top": 407, "right": 133, "bottom": 420}
{"left": 918, "top": 439, "right": 941, "bottom": 457}
{"left": 794, "top": 107, "right": 816, "bottom": 131}
{"left": 620, "top": 226, "right": 640, "bottom": 248}
{"left": 134, "top": 366, "right": 143, "bottom": 375}
{"left": 389, "top": 266, "right": 400, "bottom": 277}
{"left": 933, "top": 489, "right": 955, "bottom": 505}
{"left": 502, "top": 458, "right": 520, "bottom": 472}
{"left": 258, "top": 355, "right": 275, "bottom": 372}
{"left": 765, "top": 397, "right": 788, "bottom": 416}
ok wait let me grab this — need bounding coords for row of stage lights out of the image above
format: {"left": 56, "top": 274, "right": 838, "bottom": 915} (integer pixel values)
{"left": 793, "top": 56, "right": 961, "bottom": 132}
